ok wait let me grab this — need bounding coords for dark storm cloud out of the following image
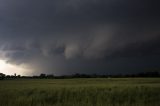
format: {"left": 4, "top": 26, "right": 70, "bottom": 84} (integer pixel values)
{"left": 0, "top": 0, "right": 160, "bottom": 75}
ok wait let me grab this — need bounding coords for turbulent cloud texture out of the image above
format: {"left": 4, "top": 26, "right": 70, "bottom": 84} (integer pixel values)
{"left": 0, "top": 0, "right": 160, "bottom": 75}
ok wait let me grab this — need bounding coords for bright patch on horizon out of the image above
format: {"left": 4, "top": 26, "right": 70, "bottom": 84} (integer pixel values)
{"left": 0, "top": 60, "right": 28, "bottom": 75}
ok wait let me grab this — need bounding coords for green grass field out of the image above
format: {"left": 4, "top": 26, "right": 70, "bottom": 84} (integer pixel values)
{"left": 0, "top": 78, "right": 160, "bottom": 106}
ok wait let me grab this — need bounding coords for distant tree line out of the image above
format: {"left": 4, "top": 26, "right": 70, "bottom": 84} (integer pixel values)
{"left": 0, "top": 71, "right": 160, "bottom": 80}
{"left": 0, "top": 73, "right": 5, "bottom": 80}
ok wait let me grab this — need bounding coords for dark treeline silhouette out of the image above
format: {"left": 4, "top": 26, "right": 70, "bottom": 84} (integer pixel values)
{"left": 0, "top": 71, "right": 160, "bottom": 80}
{"left": 0, "top": 73, "right": 5, "bottom": 80}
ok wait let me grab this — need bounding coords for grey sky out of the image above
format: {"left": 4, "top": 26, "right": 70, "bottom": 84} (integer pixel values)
{"left": 0, "top": 0, "right": 160, "bottom": 75}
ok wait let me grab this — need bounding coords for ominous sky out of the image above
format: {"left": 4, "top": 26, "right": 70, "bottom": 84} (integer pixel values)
{"left": 0, "top": 0, "right": 160, "bottom": 75}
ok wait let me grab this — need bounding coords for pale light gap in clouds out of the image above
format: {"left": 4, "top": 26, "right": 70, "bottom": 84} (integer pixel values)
{"left": 0, "top": 60, "right": 29, "bottom": 75}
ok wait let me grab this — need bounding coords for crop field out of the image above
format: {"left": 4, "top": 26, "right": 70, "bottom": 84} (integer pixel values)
{"left": 0, "top": 78, "right": 160, "bottom": 106}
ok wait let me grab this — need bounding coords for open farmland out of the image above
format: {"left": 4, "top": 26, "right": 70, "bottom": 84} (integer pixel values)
{"left": 0, "top": 78, "right": 160, "bottom": 106}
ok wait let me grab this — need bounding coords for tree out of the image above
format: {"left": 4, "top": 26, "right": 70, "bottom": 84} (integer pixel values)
{"left": 0, "top": 73, "right": 5, "bottom": 80}
{"left": 39, "top": 73, "right": 46, "bottom": 78}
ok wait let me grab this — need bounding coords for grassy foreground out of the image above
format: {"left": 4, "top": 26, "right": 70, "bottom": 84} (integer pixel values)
{"left": 0, "top": 78, "right": 160, "bottom": 106}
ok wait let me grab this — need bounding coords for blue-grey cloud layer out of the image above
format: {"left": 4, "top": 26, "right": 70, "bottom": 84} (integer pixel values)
{"left": 0, "top": 0, "right": 160, "bottom": 75}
